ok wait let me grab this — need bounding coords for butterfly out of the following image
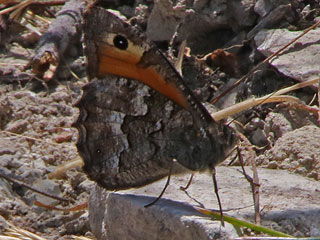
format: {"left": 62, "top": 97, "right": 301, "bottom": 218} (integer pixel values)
{"left": 73, "top": 5, "right": 237, "bottom": 190}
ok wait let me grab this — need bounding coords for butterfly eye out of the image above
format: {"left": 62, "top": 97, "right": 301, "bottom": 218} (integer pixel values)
{"left": 113, "top": 35, "right": 128, "bottom": 50}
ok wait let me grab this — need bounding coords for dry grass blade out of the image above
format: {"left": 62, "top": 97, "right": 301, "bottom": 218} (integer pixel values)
{"left": 0, "top": 220, "right": 94, "bottom": 240}
{"left": 25, "top": 9, "right": 50, "bottom": 24}
{"left": 0, "top": 237, "right": 24, "bottom": 240}
{"left": 48, "top": 157, "right": 84, "bottom": 179}
{"left": 0, "top": 0, "right": 57, "bottom": 36}
{"left": 212, "top": 78, "right": 319, "bottom": 121}
{"left": 175, "top": 40, "right": 187, "bottom": 76}
{"left": 70, "top": 237, "right": 94, "bottom": 240}
{"left": 3, "top": 221, "right": 47, "bottom": 240}
{"left": 9, "top": 0, "right": 36, "bottom": 21}
{"left": 0, "top": 0, "right": 34, "bottom": 16}
{"left": 0, "top": 0, "right": 66, "bottom": 16}
{"left": 212, "top": 95, "right": 300, "bottom": 121}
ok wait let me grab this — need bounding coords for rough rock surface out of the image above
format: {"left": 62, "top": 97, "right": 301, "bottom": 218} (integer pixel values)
{"left": 147, "top": 0, "right": 257, "bottom": 53}
{"left": 255, "top": 28, "right": 320, "bottom": 84}
{"left": 257, "top": 125, "right": 320, "bottom": 179}
{"left": 89, "top": 187, "right": 238, "bottom": 240}
{"left": 89, "top": 166, "right": 320, "bottom": 239}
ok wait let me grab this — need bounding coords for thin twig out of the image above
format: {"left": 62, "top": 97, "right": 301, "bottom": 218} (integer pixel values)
{"left": 34, "top": 200, "right": 87, "bottom": 211}
{"left": 1, "top": 130, "right": 76, "bottom": 149}
{"left": 0, "top": 170, "right": 70, "bottom": 202}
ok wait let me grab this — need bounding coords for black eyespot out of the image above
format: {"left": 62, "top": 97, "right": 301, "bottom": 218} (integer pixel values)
{"left": 113, "top": 35, "right": 128, "bottom": 50}
{"left": 96, "top": 149, "right": 102, "bottom": 154}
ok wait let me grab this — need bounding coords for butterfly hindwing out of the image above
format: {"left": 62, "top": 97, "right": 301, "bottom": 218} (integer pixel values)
{"left": 73, "top": 6, "right": 237, "bottom": 190}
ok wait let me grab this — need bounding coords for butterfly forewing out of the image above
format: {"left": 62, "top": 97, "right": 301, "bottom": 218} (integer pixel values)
{"left": 73, "top": 6, "right": 237, "bottom": 190}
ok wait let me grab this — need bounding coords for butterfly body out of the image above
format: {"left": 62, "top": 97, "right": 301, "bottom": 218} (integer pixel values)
{"left": 73, "top": 6, "right": 237, "bottom": 190}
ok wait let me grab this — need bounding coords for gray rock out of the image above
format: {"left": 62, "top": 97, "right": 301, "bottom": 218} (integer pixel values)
{"left": 255, "top": 28, "right": 320, "bottom": 84}
{"left": 63, "top": 212, "right": 90, "bottom": 235}
{"left": 88, "top": 166, "right": 320, "bottom": 239}
{"left": 254, "top": 0, "right": 291, "bottom": 17}
{"left": 89, "top": 184, "right": 238, "bottom": 240}
{"left": 244, "top": 117, "right": 268, "bottom": 146}
{"left": 146, "top": 0, "right": 256, "bottom": 42}
{"left": 0, "top": 215, "right": 8, "bottom": 234}
{"left": 264, "top": 112, "right": 293, "bottom": 141}
{"left": 0, "top": 137, "right": 17, "bottom": 155}
{"left": 26, "top": 179, "right": 62, "bottom": 207}
{"left": 257, "top": 125, "right": 320, "bottom": 179}
{"left": 0, "top": 154, "right": 13, "bottom": 167}
{"left": 251, "top": 127, "right": 268, "bottom": 146}
{"left": 146, "top": 0, "right": 191, "bottom": 42}
{"left": 0, "top": 177, "right": 15, "bottom": 199}
{"left": 0, "top": 97, "right": 13, "bottom": 129}
{"left": 4, "top": 119, "right": 29, "bottom": 134}
{"left": 248, "top": 4, "right": 295, "bottom": 39}
{"left": 78, "top": 179, "right": 95, "bottom": 193}
{"left": 228, "top": 0, "right": 257, "bottom": 30}
{"left": 17, "top": 164, "right": 43, "bottom": 182}
{"left": 254, "top": 0, "right": 274, "bottom": 17}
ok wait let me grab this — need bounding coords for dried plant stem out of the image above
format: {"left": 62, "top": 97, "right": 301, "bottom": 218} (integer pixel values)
{"left": 212, "top": 78, "right": 319, "bottom": 121}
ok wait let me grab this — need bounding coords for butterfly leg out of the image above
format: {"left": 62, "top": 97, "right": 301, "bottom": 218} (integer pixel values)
{"left": 180, "top": 173, "right": 194, "bottom": 191}
{"left": 236, "top": 146, "right": 261, "bottom": 224}
{"left": 144, "top": 159, "right": 176, "bottom": 208}
{"left": 212, "top": 168, "right": 225, "bottom": 227}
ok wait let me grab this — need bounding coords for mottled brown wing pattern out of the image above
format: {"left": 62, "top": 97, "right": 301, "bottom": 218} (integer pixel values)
{"left": 73, "top": 6, "right": 237, "bottom": 190}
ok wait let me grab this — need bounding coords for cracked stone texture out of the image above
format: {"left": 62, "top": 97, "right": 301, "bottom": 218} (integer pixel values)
{"left": 89, "top": 166, "right": 320, "bottom": 239}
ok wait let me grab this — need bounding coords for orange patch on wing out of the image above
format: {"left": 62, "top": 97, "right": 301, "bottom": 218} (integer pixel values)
{"left": 98, "top": 46, "right": 189, "bottom": 110}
